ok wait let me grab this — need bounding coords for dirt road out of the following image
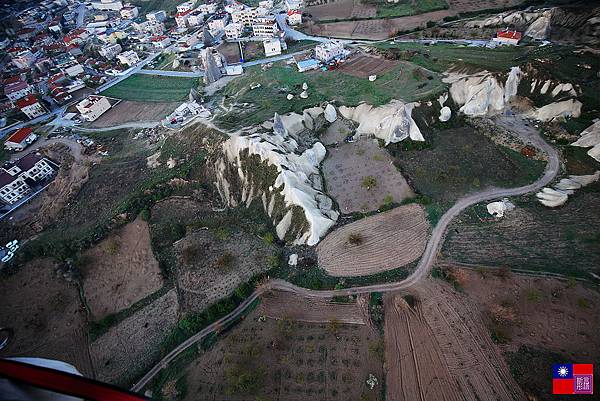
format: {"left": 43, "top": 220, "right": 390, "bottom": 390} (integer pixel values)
{"left": 131, "top": 114, "right": 559, "bottom": 393}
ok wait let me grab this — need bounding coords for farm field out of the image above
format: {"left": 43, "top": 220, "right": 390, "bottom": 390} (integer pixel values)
{"left": 304, "top": 0, "right": 524, "bottom": 39}
{"left": 387, "top": 125, "right": 547, "bottom": 204}
{"left": 453, "top": 268, "right": 600, "bottom": 400}
{"left": 317, "top": 204, "right": 429, "bottom": 277}
{"left": 101, "top": 74, "right": 199, "bottom": 102}
{"left": 86, "top": 100, "right": 179, "bottom": 128}
{"left": 80, "top": 217, "right": 163, "bottom": 320}
{"left": 385, "top": 279, "right": 526, "bottom": 400}
{"left": 337, "top": 54, "right": 398, "bottom": 78}
{"left": 306, "top": 0, "right": 448, "bottom": 21}
{"left": 214, "top": 60, "right": 445, "bottom": 129}
{"left": 155, "top": 292, "right": 384, "bottom": 401}
{"left": 441, "top": 188, "right": 600, "bottom": 278}
{"left": 322, "top": 132, "right": 414, "bottom": 214}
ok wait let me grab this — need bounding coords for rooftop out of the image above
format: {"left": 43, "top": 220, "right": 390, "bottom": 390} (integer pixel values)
{"left": 6, "top": 127, "right": 34, "bottom": 144}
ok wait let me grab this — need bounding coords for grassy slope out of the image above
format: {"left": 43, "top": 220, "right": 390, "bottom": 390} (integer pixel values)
{"left": 102, "top": 74, "right": 199, "bottom": 102}
{"left": 377, "top": 0, "right": 448, "bottom": 19}
{"left": 215, "top": 61, "right": 445, "bottom": 128}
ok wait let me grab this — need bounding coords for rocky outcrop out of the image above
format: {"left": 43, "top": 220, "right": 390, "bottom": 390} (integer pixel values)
{"left": 526, "top": 99, "right": 582, "bottom": 122}
{"left": 536, "top": 172, "right": 600, "bottom": 207}
{"left": 571, "top": 121, "right": 600, "bottom": 162}
{"left": 213, "top": 114, "right": 338, "bottom": 245}
{"left": 338, "top": 100, "right": 424, "bottom": 145}
{"left": 525, "top": 13, "right": 552, "bottom": 40}
{"left": 443, "top": 67, "right": 522, "bottom": 117}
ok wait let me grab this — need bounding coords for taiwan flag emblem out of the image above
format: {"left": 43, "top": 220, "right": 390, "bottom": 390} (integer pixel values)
{"left": 553, "top": 364, "right": 594, "bottom": 394}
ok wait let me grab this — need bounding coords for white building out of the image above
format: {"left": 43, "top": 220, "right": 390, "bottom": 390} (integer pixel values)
{"left": 176, "top": 0, "right": 196, "bottom": 14}
{"left": 208, "top": 15, "right": 229, "bottom": 32}
{"left": 252, "top": 16, "right": 278, "bottom": 37}
{"left": 62, "top": 63, "right": 84, "bottom": 77}
{"left": 117, "top": 50, "right": 140, "bottom": 66}
{"left": 187, "top": 11, "right": 205, "bottom": 27}
{"left": 231, "top": 8, "right": 265, "bottom": 27}
{"left": 4, "top": 81, "right": 33, "bottom": 102}
{"left": 120, "top": 6, "right": 139, "bottom": 19}
{"left": 285, "top": 0, "right": 303, "bottom": 11}
{"left": 493, "top": 30, "right": 522, "bottom": 45}
{"left": 150, "top": 35, "right": 171, "bottom": 48}
{"left": 198, "top": 2, "right": 218, "bottom": 14}
{"left": 76, "top": 95, "right": 112, "bottom": 122}
{"left": 16, "top": 95, "right": 46, "bottom": 119}
{"left": 175, "top": 9, "right": 193, "bottom": 28}
{"left": 12, "top": 50, "right": 36, "bottom": 70}
{"left": 91, "top": 0, "right": 123, "bottom": 11}
{"left": 146, "top": 10, "right": 167, "bottom": 23}
{"left": 287, "top": 9, "right": 302, "bottom": 25}
{"left": 224, "top": 22, "right": 243, "bottom": 39}
{"left": 4, "top": 128, "right": 37, "bottom": 151}
{"left": 259, "top": 0, "right": 273, "bottom": 9}
{"left": 315, "top": 40, "right": 346, "bottom": 63}
{"left": 0, "top": 153, "right": 56, "bottom": 205}
{"left": 263, "top": 38, "right": 281, "bottom": 57}
{"left": 99, "top": 43, "right": 122, "bottom": 59}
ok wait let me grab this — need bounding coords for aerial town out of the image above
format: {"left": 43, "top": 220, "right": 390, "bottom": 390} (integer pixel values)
{"left": 0, "top": 0, "right": 598, "bottom": 400}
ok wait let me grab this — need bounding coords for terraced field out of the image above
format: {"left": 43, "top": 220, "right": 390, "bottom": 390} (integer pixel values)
{"left": 258, "top": 290, "right": 366, "bottom": 324}
{"left": 317, "top": 204, "right": 429, "bottom": 277}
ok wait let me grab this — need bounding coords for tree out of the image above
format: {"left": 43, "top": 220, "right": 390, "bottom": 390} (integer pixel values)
{"left": 348, "top": 233, "right": 363, "bottom": 246}
{"left": 327, "top": 318, "right": 341, "bottom": 335}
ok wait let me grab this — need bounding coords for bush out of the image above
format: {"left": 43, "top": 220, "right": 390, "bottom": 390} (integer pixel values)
{"left": 361, "top": 175, "right": 377, "bottom": 190}
{"left": 215, "top": 252, "right": 234, "bottom": 270}
{"left": 139, "top": 208, "right": 150, "bottom": 221}
{"left": 348, "top": 232, "right": 363, "bottom": 246}
{"left": 262, "top": 232, "right": 275, "bottom": 244}
{"left": 104, "top": 238, "right": 120, "bottom": 255}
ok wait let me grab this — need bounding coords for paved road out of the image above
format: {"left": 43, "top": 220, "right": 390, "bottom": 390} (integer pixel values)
{"left": 131, "top": 114, "right": 559, "bottom": 392}
{"left": 72, "top": 121, "right": 159, "bottom": 132}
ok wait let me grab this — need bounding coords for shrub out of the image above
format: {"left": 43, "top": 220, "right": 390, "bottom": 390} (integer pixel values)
{"left": 181, "top": 244, "right": 202, "bottom": 265}
{"left": 525, "top": 288, "right": 543, "bottom": 302}
{"left": 348, "top": 233, "right": 363, "bottom": 246}
{"left": 262, "top": 232, "right": 274, "bottom": 244}
{"left": 215, "top": 252, "right": 234, "bottom": 270}
{"left": 139, "top": 208, "right": 150, "bottom": 221}
{"left": 361, "top": 175, "right": 377, "bottom": 190}
{"left": 104, "top": 238, "right": 120, "bottom": 255}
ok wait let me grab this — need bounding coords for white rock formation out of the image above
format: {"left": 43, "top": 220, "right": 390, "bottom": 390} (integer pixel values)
{"left": 540, "top": 80, "right": 551, "bottom": 94}
{"left": 438, "top": 92, "right": 448, "bottom": 107}
{"left": 526, "top": 99, "right": 582, "bottom": 122}
{"left": 214, "top": 114, "right": 338, "bottom": 245}
{"left": 300, "top": 91, "right": 308, "bottom": 99}
{"left": 324, "top": 103, "right": 337, "bottom": 123}
{"left": 287, "top": 94, "right": 294, "bottom": 100}
{"left": 525, "top": 14, "right": 551, "bottom": 40}
{"left": 443, "top": 67, "right": 522, "bottom": 117}
{"left": 439, "top": 106, "right": 451, "bottom": 122}
{"left": 571, "top": 121, "right": 600, "bottom": 162}
{"left": 338, "top": 100, "right": 424, "bottom": 145}
{"left": 302, "top": 82, "right": 308, "bottom": 90}
{"left": 487, "top": 198, "right": 515, "bottom": 218}
{"left": 536, "top": 171, "right": 600, "bottom": 207}
{"left": 288, "top": 253, "right": 298, "bottom": 266}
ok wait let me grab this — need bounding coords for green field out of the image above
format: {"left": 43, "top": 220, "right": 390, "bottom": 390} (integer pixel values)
{"left": 101, "top": 74, "right": 199, "bottom": 102}
{"left": 215, "top": 61, "right": 445, "bottom": 129}
{"left": 376, "top": 0, "right": 448, "bottom": 19}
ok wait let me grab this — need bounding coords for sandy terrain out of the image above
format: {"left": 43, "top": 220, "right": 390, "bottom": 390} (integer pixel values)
{"left": 258, "top": 290, "right": 366, "bottom": 324}
{"left": 322, "top": 136, "right": 414, "bottom": 214}
{"left": 338, "top": 54, "right": 399, "bottom": 78}
{"left": 180, "top": 298, "right": 383, "bottom": 401}
{"left": 80, "top": 217, "right": 163, "bottom": 319}
{"left": 87, "top": 101, "right": 179, "bottom": 128}
{"left": 384, "top": 278, "right": 526, "bottom": 401}
{"left": 317, "top": 204, "right": 429, "bottom": 276}
{"left": 90, "top": 288, "right": 179, "bottom": 386}
{"left": 0, "top": 258, "right": 93, "bottom": 377}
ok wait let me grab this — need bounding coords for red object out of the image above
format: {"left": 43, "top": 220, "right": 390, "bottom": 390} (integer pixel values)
{"left": 287, "top": 10, "right": 301, "bottom": 16}
{"left": 6, "top": 127, "right": 33, "bottom": 144}
{"left": 496, "top": 30, "right": 522, "bottom": 40}
{"left": 573, "top": 364, "right": 594, "bottom": 375}
{"left": 553, "top": 378, "right": 574, "bottom": 394}
{"left": 16, "top": 94, "right": 39, "bottom": 109}
{"left": 0, "top": 359, "right": 151, "bottom": 401}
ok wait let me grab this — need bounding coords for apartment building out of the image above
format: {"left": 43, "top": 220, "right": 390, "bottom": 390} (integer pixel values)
{"left": 252, "top": 16, "right": 278, "bottom": 38}
{"left": 224, "top": 22, "right": 243, "bottom": 39}
{"left": 16, "top": 95, "right": 46, "bottom": 119}
{"left": 146, "top": 10, "right": 167, "bottom": 23}
{"left": 117, "top": 50, "right": 140, "bottom": 66}
{"left": 315, "top": 40, "right": 346, "bottom": 63}
{"left": 76, "top": 95, "right": 112, "bottom": 122}
{"left": 263, "top": 38, "right": 281, "bottom": 57}
{"left": 0, "top": 153, "right": 56, "bottom": 205}
{"left": 99, "top": 43, "right": 122, "bottom": 60}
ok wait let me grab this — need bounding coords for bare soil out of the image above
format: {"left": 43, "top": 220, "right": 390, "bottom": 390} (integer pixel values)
{"left": 87, "top": 101, "right": 179, "bottom": 128}
{"left": 0, "top": 258, "right": 93, "bottom": 377}
{"left": 80, "top": 217, "right": 163, "bottom": 319}
{"left": 384, "top": 278, "right": 526, "bottom": 401}
{"left": 317, "top": 204, "right": 429, "bottom": 276}
{"left": 179, "top": 293, "right": 383, "bottom": 401}
{"left": 258, "top": 290, "right": 366, "bottom": 325}
{"left": 174, "top": 228, "right": 278, "bottom": 313}
{"left": 90, "top": 288, "right": 179, "bottom": 386}
{"left": 338, "top": 54, "right": 399, "bottom": 78}
{"left": 322, "top": 134, "right": 414, "bottom": 214}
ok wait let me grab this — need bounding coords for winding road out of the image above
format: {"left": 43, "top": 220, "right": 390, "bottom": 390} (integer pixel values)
{"left": 131, "top": 114, "right": 560, "bottom": 392}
